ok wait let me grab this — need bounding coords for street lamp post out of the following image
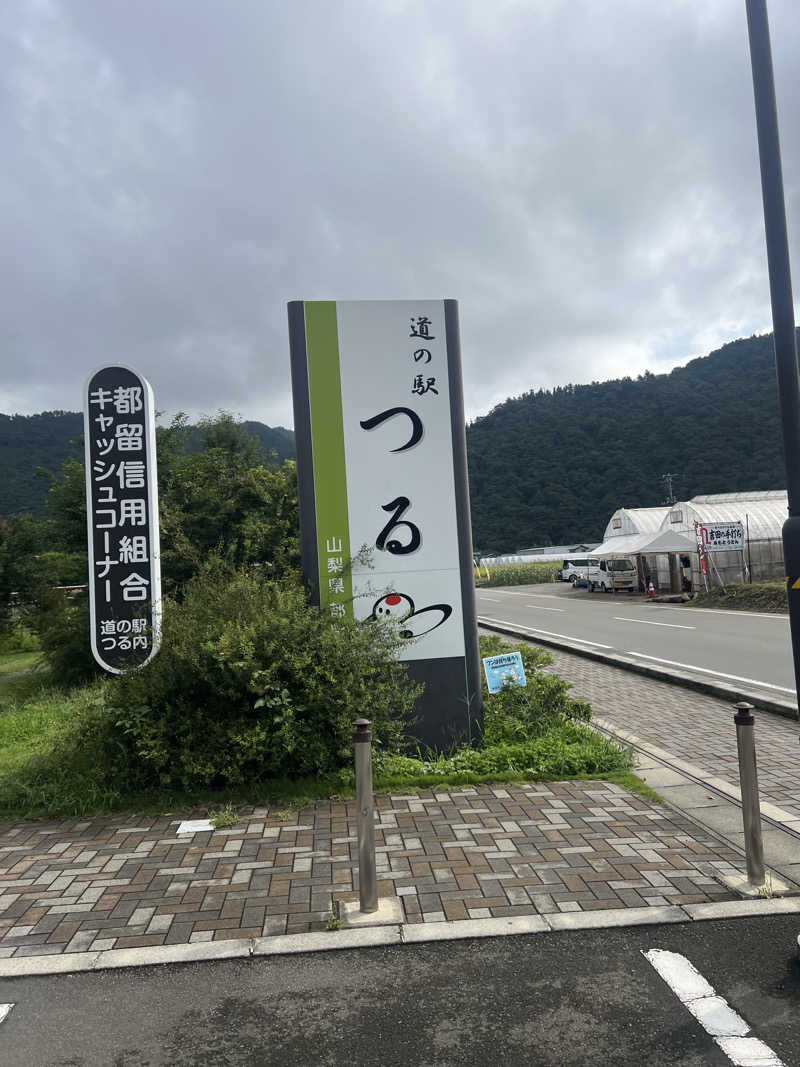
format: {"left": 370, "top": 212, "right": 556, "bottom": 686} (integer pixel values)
{"left": 745, "top": 0, "right": 800, "bottom": 715}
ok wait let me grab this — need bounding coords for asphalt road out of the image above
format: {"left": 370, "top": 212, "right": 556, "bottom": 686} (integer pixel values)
{"left": 2, "top": 917, "right": 799, "bottom": 1066}
{"left": 476, "top": 583, "right": 794, "bottom": 703}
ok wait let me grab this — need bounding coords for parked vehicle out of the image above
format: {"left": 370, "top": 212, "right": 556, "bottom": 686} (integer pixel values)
{"left": 559, "top": 559, "right": 594, "bottom": 585}
{"left": 591, "top": 556, "right": 637, "bottom": 593}
{"left": 561, "top": 556, "right": 638, "bottom": 592}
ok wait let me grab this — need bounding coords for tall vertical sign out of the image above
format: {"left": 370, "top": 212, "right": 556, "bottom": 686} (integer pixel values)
{"left": 288, "top": 300, "right": 481, "bottom": 747}
{"left": 84, "top": 366, "right": 161, "bottom": 673}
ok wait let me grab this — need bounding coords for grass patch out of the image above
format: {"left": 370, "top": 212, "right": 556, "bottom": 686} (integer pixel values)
{"left": 0, "top": 624, "right": 41, "bottom": 656}
{"left": 687, "top": 581, "right": 787, "bottom": 613}
{"left": 208, "top": 804, "right": 240, "bottom": 829}
{"left": 325, "top": 904, "right": 342, "bottom": 931}
{"left": 475, "top": 562, "right": 561, "bottom": 587}
{"left": 0, "top": 651, "right": 42, "bottom": 678}
{"left": 0, "top": 669, "right": 62, "bottom": 714}
{"left": 0, "top": 679, "right": 128, "bottom": 816}
{"left": 0, "top": 651, "right": 55, "bottom": 715}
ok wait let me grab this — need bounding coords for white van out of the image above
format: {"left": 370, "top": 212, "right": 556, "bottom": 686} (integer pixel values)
{"left": 559, "top": 559, "right": 594, "bottom": 585}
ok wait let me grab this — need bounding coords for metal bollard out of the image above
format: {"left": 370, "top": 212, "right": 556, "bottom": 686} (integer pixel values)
{"left": 733, "top": 702, "right": 765, "bottom": 887}
{"left": 353, "top": 718, "right": 378, "bottom": 913}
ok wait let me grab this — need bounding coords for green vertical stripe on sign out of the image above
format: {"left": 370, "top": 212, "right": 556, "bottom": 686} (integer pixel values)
{"left": 304, "top": 301, "right": 353, "bottom": 618}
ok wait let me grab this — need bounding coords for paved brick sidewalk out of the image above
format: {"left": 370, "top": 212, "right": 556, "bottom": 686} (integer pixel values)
{"left": 0, "top": 782, "right": 744, "bottom": 959}
{"left": 533, "top": 645, "right": 800, "bottom": 819}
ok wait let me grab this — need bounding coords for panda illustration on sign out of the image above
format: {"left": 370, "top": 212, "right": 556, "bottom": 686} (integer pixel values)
{"left": 369, "top": 592, "right": 452, "bottom": 639}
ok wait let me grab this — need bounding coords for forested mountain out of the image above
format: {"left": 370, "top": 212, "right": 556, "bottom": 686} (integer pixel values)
{"left": 0, "top": 412, "right": 84, "bottom": 518}
{"left": 2, "top": 331, "right": 792, "bottom": 550}
{"left": 0, "top": 412, "right": 296, "bottom": 517}
{"left": 466, "top": 331, "right": 790, "bottom": 554}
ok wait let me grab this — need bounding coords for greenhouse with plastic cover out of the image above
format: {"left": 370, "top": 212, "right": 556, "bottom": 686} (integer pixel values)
{"left": 479, "top": 491, "right": 787, "bottom": 593}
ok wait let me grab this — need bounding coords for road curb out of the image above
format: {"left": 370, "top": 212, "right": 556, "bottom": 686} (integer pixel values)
{"left": 477, "top": 617, "right": 799, "bottom": 720}
{"left": 4, "top": 899, "right": 800, "bottom": 979}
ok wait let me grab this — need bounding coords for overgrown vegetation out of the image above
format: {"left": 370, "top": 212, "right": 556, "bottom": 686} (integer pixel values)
{"left": 475, "top": 561, "right": 561, "bottom": 587}
{"left": 108, "top": 560, "right": 419, "bottom": 790}
{"left": 1, "top": 412, "right": 301, "bottom": 686}
{"left": 0, "top": 412, "right": 632, "bottom": 819}
{"left": 687, "top": 581, "right": 787, "bottom": 614}
{"left": 0, "top": 621, "right": 630, "bottom": 818}
{"left": 0, "top": 619, "right": 41, "bottom": 655}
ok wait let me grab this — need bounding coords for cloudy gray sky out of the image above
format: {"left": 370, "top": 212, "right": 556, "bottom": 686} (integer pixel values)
{"left": 2, "top": 0, "right": 799, "bottom": 429}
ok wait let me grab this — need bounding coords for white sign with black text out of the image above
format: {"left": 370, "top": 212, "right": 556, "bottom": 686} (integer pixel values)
{"left": 696, "top": 521, "right": 745, "bottom": 552}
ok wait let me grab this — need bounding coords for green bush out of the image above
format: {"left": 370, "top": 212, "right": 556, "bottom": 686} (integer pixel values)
{"left": 475, "top": 562, "right": 560, "bottom": 587}
{"left": 108, "top": 561, "right": 420, "bottom": 790}
{"left": 375, "top": 724, "right": 631, "bottom": 780}
{"left": 479, "top": 634, "right": 591, "bottom": 745}
{"left": 33, "top": 588, "right": 100, "bottom": 688}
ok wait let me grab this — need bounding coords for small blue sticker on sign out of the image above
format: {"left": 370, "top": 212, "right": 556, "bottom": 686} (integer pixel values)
{"left": 482, "top": 651, "right": 527, "bottom": 694}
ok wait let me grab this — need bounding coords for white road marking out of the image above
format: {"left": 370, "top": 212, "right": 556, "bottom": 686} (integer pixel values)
{"left": 480, "top": 590, "right": 564, "bottom": 600}
{"left": 477, "top": 616, "right": 612, "bottom": 649}
{"left": 644, "top": 950, "right": 785, "bottom": 1065}
{"left": 613, "top": 616, "right": 695, "bottom": 630}
{"left": 624, "top": 651, "right": 796, "bottom": 694}
{"left": 662, "top": 606, "right": 789, "bottom": 621}
{"left": 526, "top": 605, "right": 565, "bottom": 613}
{"left": 480, "top": 597, "right": 502, "bottom": 602}
{"left": 0, "top": 1004, "right": 13, "bottom": 1026}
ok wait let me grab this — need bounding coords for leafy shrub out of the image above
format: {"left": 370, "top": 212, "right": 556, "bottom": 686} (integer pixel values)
{"left": 475, "top": 562, "right": 560, "bottom": 587}
{"left": 479, "top": 634, "right": 591, "bottom": 745}
{"left": 109, "top": 561, "right": 420, "bottom": 790}
{"left": 33, "top": 588, "right": 100, "bottom": 688}
{"left": 375, "top": 725, "right": 631, "bottom": 780}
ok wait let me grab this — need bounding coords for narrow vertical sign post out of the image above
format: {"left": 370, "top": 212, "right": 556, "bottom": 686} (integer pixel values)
{"left": 84, "top": 366, "right": 161, "bottom": 673}
{"left": 288, "top": 299, "right": 482, "bottom": 747}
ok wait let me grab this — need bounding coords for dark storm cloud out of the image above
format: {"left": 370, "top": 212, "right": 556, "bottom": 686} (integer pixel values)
{"left": 2, "top": 0, "right": 799, "bottom": 426}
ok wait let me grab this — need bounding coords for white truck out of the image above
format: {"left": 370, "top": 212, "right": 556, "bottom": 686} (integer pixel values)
{"left": 560, "top": 557, "right": 638, "bottom": 593}
{"left": 593, "top": 556, "right": 638, "bottom": 593}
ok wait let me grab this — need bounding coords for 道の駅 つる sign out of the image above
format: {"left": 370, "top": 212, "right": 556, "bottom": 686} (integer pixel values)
{"left": 288, "top": 300, "right": 481, "bottom": 746}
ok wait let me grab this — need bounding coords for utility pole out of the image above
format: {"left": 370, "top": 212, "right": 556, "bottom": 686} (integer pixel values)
{"left": 661, "top": 473, "right": 676, "bottom": 506}
{"left": 745, "top": 0, "right": 800, "bottom": 714}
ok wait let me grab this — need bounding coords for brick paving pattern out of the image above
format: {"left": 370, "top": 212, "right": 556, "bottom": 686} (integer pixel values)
{"left": 0, "top": 782, "right": 742, "bottom": 957}
{"left": 533, "top": 645, "right": 800, "bottom": 819}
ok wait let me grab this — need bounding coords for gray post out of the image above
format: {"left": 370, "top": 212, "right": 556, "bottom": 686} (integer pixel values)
{"left": 734, "top": 702, "right": 766, "bottom": 886}
{"left": 745, "top": 2, "right": 800, "bottom": 710}
{"left": 353, "top": 718, "right": 378, "bottom": 913}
